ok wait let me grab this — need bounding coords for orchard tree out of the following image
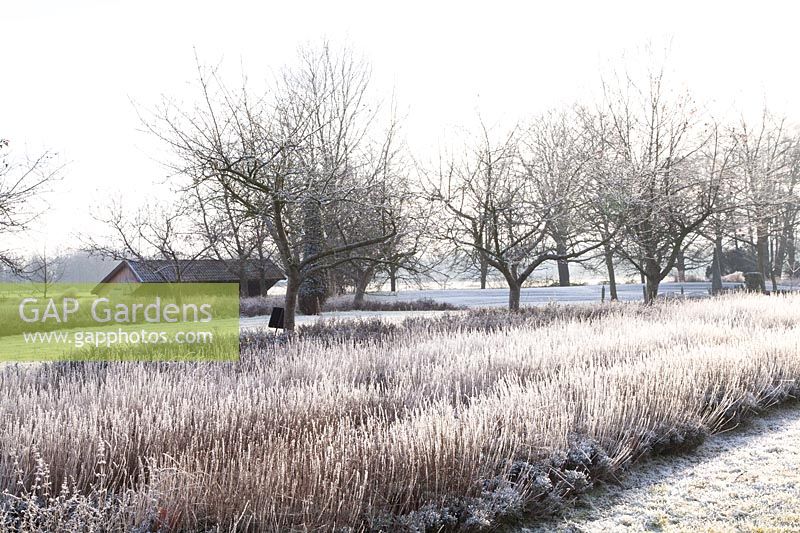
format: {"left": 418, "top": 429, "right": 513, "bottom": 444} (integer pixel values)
{"left": 146, "top": 44, "right": 398, "bottom": 330}
{"left": 518, "top": 106, "right": 606, "bottom": 287}
{"left": 601, "top": 63, "right": 721, "bottom": 302}
{"left": 430, "top": 117, "right": 607, "bottom": 310}
{"left": 782, "top": 140, "right": 800, "bottom": 279}
{"left": 696, "top": 124, "right": 739, "bottom": 294}
{"left": 83, "top": 196, "right": 214, "bottom": 282}
{"left": 375, "top": 178, "right": 437, "bottom": 293}
{"left": 23, "top": 245, "right": 67, "bottom": 297}
{"left": 576, "top": 108, "right": 629, "bottom": 300}
{"left": 324, "top": 139, "right": 433, "bottom": 303}
{"left": 0, "top": 137, "right": 60, "bottom": 270}
{"left": 278, "top": 42, "right": 402, "bottom": 315}
{"left": 730, "top": 110, "right": 797, "bottom": 291}
{"left": 191, "top": 181, "right": 276, "bottom": 296}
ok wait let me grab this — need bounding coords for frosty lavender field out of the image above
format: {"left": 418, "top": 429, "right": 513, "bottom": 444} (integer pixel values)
{"left": 2, "top": 295, "right": 800, "bottom": 531}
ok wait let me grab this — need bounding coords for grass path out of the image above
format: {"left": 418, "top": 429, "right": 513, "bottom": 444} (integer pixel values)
{"left": 526, "top": 403, "right": 800, "bottom": 532}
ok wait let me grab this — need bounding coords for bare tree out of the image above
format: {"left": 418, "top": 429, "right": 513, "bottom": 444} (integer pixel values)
{"left": 782, "top": 140, "right": 800, "bottom": 279}
{"left": 375, "top": 180, "right": 438, "bottom": 293}
{"left": 695, "top": 124, "right": 740, "bottom": 294}
{"left": 518, "top": 106, "right": 607, "bottom": 287}
{"left": 730, "top": 110, "right": 797, "bottom": 291}
{"left": 324, "top": 135, "right": 434, "bottom": 303}
{"left": 145, "top": 44, "right": 398, "bottom": 330}
{"left": 429, "top": 116, "right": 607, "bottom": 310}
{"left": 601, "top": 62, "right": 720, "bottom": 303}
{"left": 191, "top": 181, "right": 276, "bottom": 296}
{"left": 22, "top": 245, "right": 67, "bottom": 298}
{"left": 578, "top": 108, "right": 629, "bottom": 300}
{"left": 0, "top": 137, "right": 61, "bottom": 270}
{"left": 281, "top": 44, "right": 405, "bottom": 314}
{"left": 83, "top": 197, "right": 213, "bottom": 282}
{"left": 324, "top": 186, "right": 388, "bottom": 305}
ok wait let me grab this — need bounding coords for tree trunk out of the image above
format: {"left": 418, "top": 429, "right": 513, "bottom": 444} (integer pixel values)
{"left": 256, "top": 248, "right": 269, "bottom": 296}
{"left": 643, "top": 259, "right": 661, "bottom": 304}
{"left": 283, "top": 271, "right": 300, "bottom": 331}
{"left": 479, "top": 253, "right": 489, "bottom": 289}
{"left": 298, "top": 199, "right": 327, "bottom": 315}
{"left": 389, "top": 267, "right": 398, "bottom": 293}
{"left": 555, "top": 239, "right": 570, "bottom": 287}
{"left": 784, "top": 227, "right": 796, "bottom": 279}
{"left": 238, "top": 264, "right": 248, "bottom": 297}
{"left": 756, "top": 226, "right": 769, "bottom": 292}
{"left": 711, "top": 235, "right": 723, "bottom": 295}
{"left": 603, "top": 244, "right": 618, "bottom": 301}
{"left": 744, "top": 271, "right": 765, "bottom": 292}
{"left": 776, "top": 226, "right": 788, "bottom": 281}
{"left": 644, "top": 277, "right": 660, "bottom": 304}
{"left": 325, "top": 269, "right": 337, "bottom": 298}
{"left": 508, "top": 280, "right": 521, "bottom": 311}
{"left": 768, "top": 234, "right": 780, "bottom": 292}
{"left": 640, "top": 269, "right": 647, "bottom": 302}
{"left": 676, "top": 250, "right": 686, "bottom": 282}
{"left": 298, "top": 276, "right": 325, "bottom": 314}
{"left": 353, "top": 267, "right": 374, "bottom": 307}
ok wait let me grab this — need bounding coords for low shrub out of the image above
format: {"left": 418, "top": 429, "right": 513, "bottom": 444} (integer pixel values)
{"left": 241, "top": 294, "right": 457, "bottom": 317}
{"left": 240, "top": 303, "right": 624, "bottom": 352}
{"left": 322, "top": 295, "right": 461, "bottom": 313}
{"left": 239, "top": 295, "right": 285, "bottom": 317}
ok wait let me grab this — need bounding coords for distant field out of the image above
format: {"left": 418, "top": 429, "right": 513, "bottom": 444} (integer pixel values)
{"left": 262, "top": 282, "right": 757, "bottom": 313}
{"left": 241, "top": 282, "right": 748, "bottom": 328}
{"left": 367, "top": 281, "right": 750, "bottom": 307}
{"left": 1, "top": 295, "right": 799, "bottom": 530}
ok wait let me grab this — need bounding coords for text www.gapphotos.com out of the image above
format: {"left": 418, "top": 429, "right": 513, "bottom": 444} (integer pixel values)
{"left": 23, "top": 329, "right": 214, "bottom": 348}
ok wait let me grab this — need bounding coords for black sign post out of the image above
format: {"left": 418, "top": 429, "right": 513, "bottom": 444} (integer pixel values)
{"left": 268, "top": 306, "right": 285, "bottom": 333}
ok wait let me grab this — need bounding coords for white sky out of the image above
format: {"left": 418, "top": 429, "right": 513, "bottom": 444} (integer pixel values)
{"left": 2, "top": 0, "right": 799, "bottom": 252}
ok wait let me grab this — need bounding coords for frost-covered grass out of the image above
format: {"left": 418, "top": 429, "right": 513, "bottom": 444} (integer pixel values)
{"left": 2, "top": 295, "right": 800, "bottom": 530}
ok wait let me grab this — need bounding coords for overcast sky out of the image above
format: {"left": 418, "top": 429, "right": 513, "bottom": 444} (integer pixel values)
{"left": 2, "top": 0, "right": 799, "bottom": 253}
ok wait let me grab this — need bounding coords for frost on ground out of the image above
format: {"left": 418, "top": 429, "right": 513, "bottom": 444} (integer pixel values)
{"left": 526, "top": 403, "right": 800, "bottom": 532}
{"left": 5, "top": 296, "right": 800, "bottom": 530}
